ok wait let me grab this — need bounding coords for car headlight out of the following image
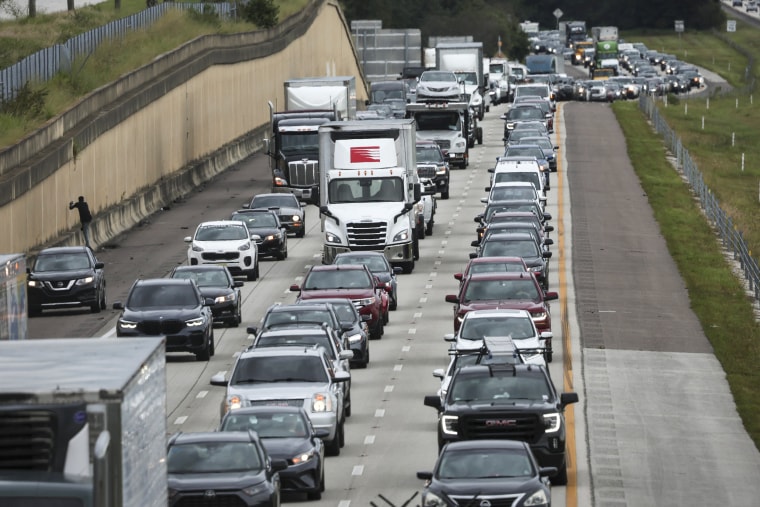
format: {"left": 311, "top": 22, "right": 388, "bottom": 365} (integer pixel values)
{"left": 347, "top": 333, "right": 363, "bottom": 343}
{"left": 325, "top": 232, "right": 342, "bottom": 244}
{"left": 523, "top": 489, "right": 550, "bottom": 506}
{"left": 393, "top": 229, "right": 409, "bottom": 242}
{"left": 214, "top": 293, "right": 236, "bottom": 304}
{"left": 312, "top": 393, "right": 334, "bottom": 412}
{"left": 118, "top": 319, "right": 137, "bottom": 330}
{"left": 241, "top": 481, "right": 269, "bottom": 497}
{"left": 191, "top": 244, "right": 203, "bottom": 252}
{"left": 229, "top": 395, "right": 243, "bottom": 411}
{"left": 422, "top": 491, "right": 447, "bottom": 507}
{"left": 27, "top": 280, "right": 42, "bottom": 288}
{"left": 273, "top": 176, "right": 288, "bottom": 186}
{"left": 356, "top": 297, "right": 375, "bottom": 306}
{"left": 453, "top": 139, "right": 466, "bottom": 149}
{"left": 530, "top": 266, "right": 543, "bottom": 272}
{"left": 531, "top": 312, "right": 547, "bottom": 321}
{"left": 239, "top": 243, "right": 251, "bottom": 251}
{"left": 185, "top": 317, "right": 206, "bottom": 327}
{"left": 75, "top": 276, "right": 94, "bottom": 286}
{"left": 436, "top": 165, "right": 447, "bottom": 175}
{"left": 543, "top": 412, "right": 561, "bottom": 432}
{"left": 291, "top": 449, "right": 316, "bottom": 465}
{"left": 265, "top": 232, "right": 281, "bottom": 241}
{"left": 441, "top": 415, "right": 459, "bottom": 435}
{"left": 292, "top": 215, "right": 301, "bottom": 222}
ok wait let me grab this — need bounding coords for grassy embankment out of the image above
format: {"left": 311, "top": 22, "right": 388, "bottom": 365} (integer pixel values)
{"left": 0, "top": 0, "right": 309, "bottom": 147}
{"left": 615, "top": 21, "right": 760, "bottom": 449}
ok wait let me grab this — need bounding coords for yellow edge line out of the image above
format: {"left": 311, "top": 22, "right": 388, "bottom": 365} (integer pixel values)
{"left": 556, "top": 102, "right": 577, "bottom": 506}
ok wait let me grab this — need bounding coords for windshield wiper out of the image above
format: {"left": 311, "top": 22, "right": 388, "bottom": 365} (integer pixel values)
{"left": 233, "top": 378, "right": 276, "bottom": 384}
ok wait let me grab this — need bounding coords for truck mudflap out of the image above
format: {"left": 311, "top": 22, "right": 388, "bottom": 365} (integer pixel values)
{"left": 323, "top": 243, "right": 413, "bottom": 266}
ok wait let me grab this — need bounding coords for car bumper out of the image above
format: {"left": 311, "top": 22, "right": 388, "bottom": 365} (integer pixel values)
{"left": 117, "top": 329, "right": 209, "bottom": 355}
{"left": 28, "top": 286, "right": 98, "bottom": 309}
{"left": 188, "top": 252, "right": 256, "bottom": 275}
{"left": 279, "top": 458, "right": 323, "bottom": 494}
{"left": 323, "top": 243, "right": 414, "bottom": 265}
{"left": 210, "top": 301, "right": 237, "bottom": 323}
{"left": 255, "top": 239, "right": 285, "bottom": 257}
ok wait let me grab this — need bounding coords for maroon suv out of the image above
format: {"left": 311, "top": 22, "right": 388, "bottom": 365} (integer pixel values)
{"left": 291, "top": 264, "right": 386, "bottom": 340}
{"left": 444, "top": 271, "right": 558, "bottom": 342}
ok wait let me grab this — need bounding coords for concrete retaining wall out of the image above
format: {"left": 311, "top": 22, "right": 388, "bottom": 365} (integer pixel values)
{"left": 0, "top": 0, "right": 368, "bottom": 253}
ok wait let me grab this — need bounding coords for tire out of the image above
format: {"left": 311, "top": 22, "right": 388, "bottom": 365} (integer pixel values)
{"left": 228, "top": 304, "right": 241, "bottom": 328}
{"left": 99, "top": 287, "right": 107, "bottom": 310}
{"left": 441, "top": 187, "right": 449, "bottom": 200}
{"left": 28, "top": 305, "right": 41, "bottom": 317}
{"left": 297, "top": 226, "right": 305, "bottom": 238}
{"left": 90, "top": 300, "right": 101, "bottom": 313}
{"left": 477, "top": 128, "right": 483, "bottom": 145}
{"left": 345, "top": 394, "right": 352, "bottom": 417}
{"left": 552, "top": 462, "right": 568, "bottom": 486}
{"left": 307, "top": 487, "right": 322, "bottom": 501}
{"left": 401, "top": 260, "right": 415, "bottom": 274}
{"left": 338, "top": 420, "right": 345, "bottom": 448}
{"left": 246, "top": 267, "right": 257, "bottom": 281}
{"left": 195, "top": 338, "right": 211, "bottom": 361}
{"left": 276, "top": 244, "right": 286, "bottom": 260}
{"left": 326, "top": 433, "right": 341, "bottom": 456}
{"left": 370, "top": 319, "right": 383, "bottom": 340}
{"left": 209, "top": 331, "right": 215, "bottom": 357}
{"left": 425, "top": 217, "right": 434, "bottom": 236}
{"left": 417, "top": 221, "right": 425, "bottom": 240}
{"left": 546, "top": 346, "right": 553, "bottom": 363}
{"left": 413, "top": 236, "right": 420, "bottom": 261}
{"left": 382, "top": 308, "right": 389, "bottom": 325}
{"left": 389, "top": 293, "right": 397, "bottom": 311}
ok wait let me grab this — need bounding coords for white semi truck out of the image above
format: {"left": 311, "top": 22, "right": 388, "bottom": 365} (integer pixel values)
{"left": 318, "top": 119, "right": 421, "bottom": 273}
{"left": 407, "top": 102, "right": 480, "bottom": 169}
{"left": 266, "top": 76, "right": 356, "bottom": 204}
{"left": 0, "top": 338, "right": 167, "bottom": 507}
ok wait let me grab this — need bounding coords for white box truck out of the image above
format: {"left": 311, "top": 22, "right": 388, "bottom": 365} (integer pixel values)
{"left": 318, "top": 119, "right": 421, "bottom": 273}
{"left": 0, "top": 338, "right": 167, "bottom": 507}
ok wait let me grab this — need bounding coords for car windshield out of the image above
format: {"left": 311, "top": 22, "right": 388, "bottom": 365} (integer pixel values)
{"left": 450, "top": 374, "right": 551, "bottom": 402}
{"left": 303, "top": 269, "right": 371, "bottom": 289}
{"left": 413, "top": 112, "right": 462, "bottom": 132}
{"left": 335, "top": 255, "right": 388, "bottom": 273}
{"left": 416, "top": 145, "right": 445, "bottom": 163}
{"left": 481, "top": 239, "right": 540, "bottom": 258}
{"left": 172, "top": 269, "right": 229, "bottom": 288}
{"left": 195, "top": 224, "right": 247, "bottom": 241}
{"left": 231, "top": 213, "right": 277, "bottom": 229}
{"left": 254, "top": 333, "right": 336, "bottom": 359}
{"left": 221, "top": 412, "right": 308, "bottom": 438}
{"left": 521, "top": 138, "right": 552, "bottom": 150}
{"left": 280, "top": 132, "right": 318, "bottom": 155}
{"left": 328, "top": 301, "right": 358, "bottom": 322}
{"left": 437, "top": 448, "right": 534, "bottom": 479}
{"left": 263, "top": 310, "right": 334, "bottom": 328}
{"left": 460, "top": 316, "right": 536, "bottom": 340}
{"left": 127, "top": 284, "right": 199, "bottom": 308}
{"left": 34, "top": 253, "right": 91, "bottom": 271}
{"left": 490, "top": 187, "right": 537, "bottom": 201}
{"left": 505, "top": 146, "right": 545, "bottom": 159}
{"left": 507, "top": 107, "right": 544, "bottom": 121}
{"left": 485, "top": 202, "right": 540, "bottom": 221}
{"left": 371, "top": 87, "right": 405, "bottom": 102}
{"left": 251, "top": 195, "right": 298, "bottom": 208}
{"left": 231, "top": 356, "right": 328, "bottom": 384}
{"left": 420, "top": 71, "right": 456, "bottom": 82}
{"left": 463, "top": 278, "right": 540, "bottom": 301}
{"left": 329, "top": 177, "right": 404, "bottom": 203}
{"left": 167, "top": 442, "right": 262, "bottom": 473}
{"left": 468, "top": 261, "right": 526, "bottom": 275}
{"left": 454, "top": 71, "right": 478, "bottom": 85}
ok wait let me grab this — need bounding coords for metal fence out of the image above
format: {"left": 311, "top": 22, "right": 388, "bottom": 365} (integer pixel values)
{"left": 0, "top": 2, "right": 236, "bottom": 103}
{"left": 639, "top": 94, "right": 760, "bottom": 303}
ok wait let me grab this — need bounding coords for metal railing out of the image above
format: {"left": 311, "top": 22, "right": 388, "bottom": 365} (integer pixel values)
{"left": 639, "top": 94, "right": 760, "bottom": 303}
{"left": 0, "top": 2, "right": 236, "bottom": 103}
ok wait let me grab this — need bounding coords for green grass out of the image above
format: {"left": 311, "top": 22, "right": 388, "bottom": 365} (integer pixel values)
{"left": 612, "top": 100, "right": 760, "bottom": 450}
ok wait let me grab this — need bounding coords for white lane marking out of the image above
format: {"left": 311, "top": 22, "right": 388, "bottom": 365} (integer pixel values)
{"left": 408, "top": 328, "right": 417, "bottom": 335}
{"left": 173, "top": 416, "right": 188, "bottom": 425}
{"left": 384, "top": 385, "right": 394, "bottom": 393}
{"left": 100, "top": 327, "right": 117, "bottom": 338}
{"left": 196, "top": 391, "right": 208, "bottom": 399}
{"left": 435, "top": 260, "right": 442, "bottom": 265}
{"left": 599, "top": 310, "right": 617, "bottom": 313}
{"left": 364, "top": 435, "right": 375, "bottom": 445}
{"left": 430, "top": 272, "right": 437, "bottom": 277}
{"left": 352, "top": 465, "right": 364, "bottom": 476}
{"left": 414, "top": 312, "right": 423, "bottom": 318}
{"left": 419, "top": 297, "right": 428, "bottom": 303}
{"left": 339, "top": 501, "right": 351, "bottom": 507}
{"left": 375, "top": 409, "right": 386, "bottom": 418}
{"left": 394, "top": 364, "right": 403, "bottom": 371}
{"left": 402, "top": 346, "right": 411, "bottom": 352}
{"left": 312, "top": 253, "right": 321, "bottom": 258}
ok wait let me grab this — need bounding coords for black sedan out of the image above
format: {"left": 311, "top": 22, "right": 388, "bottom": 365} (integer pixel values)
{"left": 113, "top": 278, "right": 215, "bottom": 361}
{"left": 230, "top": 209, "right": 288, "bottom": 260}
{"left": 219, "top": 406, "right": 327, "bottom": 501}
{"left": 309, "top": 297, "right": 371, "bottom": 369}
{"left": 416, "top": 440, "right": 555, "bottom": 507}
{"left": 26, "top": 246, "right": 106, "bottom": 316}
{"left": 167, "top": 430, "right": 287, "bottom": 507}
{"left": 168, "top": 265, "right": 243, "bottom": 327}
{"left": 245, "top": 193, "right": 306, "bottom": 238}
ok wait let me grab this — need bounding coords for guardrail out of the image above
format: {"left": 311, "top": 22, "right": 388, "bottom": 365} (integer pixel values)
{"left": 0, "top": 2, "right": 235, "bottom": 103}
{"left": 639, "top": 94, "right": 760, "bottom": 304}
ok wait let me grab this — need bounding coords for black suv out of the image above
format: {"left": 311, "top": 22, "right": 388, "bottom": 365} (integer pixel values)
{"left": 167, "top": 430, "right": 287, "bottom": 507}
{"left": 423, "top": 362, "right": 578, "bottom": 485}
{"left": 416, "top": 141, "right": 450, "bottom": 200}
{"left": 230, "top": 208, "right": 288, "bottom": 260}
{"left": 26, "top": 246, "right": 106, "bottom": 316}
{"left": 113, "top": 278, "right": 215, "bottom": 361}
{"left": 244, "top": 193, "right": 305, "bottom": 238}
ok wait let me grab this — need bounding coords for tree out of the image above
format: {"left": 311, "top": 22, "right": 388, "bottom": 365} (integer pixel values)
{"left": 241, "top": 0, "right": 279, "bottom": 29}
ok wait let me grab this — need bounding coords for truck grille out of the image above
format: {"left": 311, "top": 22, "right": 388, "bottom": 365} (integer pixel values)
{"left": 201, "top": 252, "right": 239, "bottom": 261}
{"left": 417, "top": 164, "right": 437, "bottom": 179}
{"left": 346, "top": 221, "right": 387, "bottom": 248}
{"left": 287, "top": 160, "right": 318, "bottom": 187}
{"left": 450, "top": 495, "right": 519, "bottom": 507}
{"left": 434, "top": 140, "right": 450, "bottom": 150}
{"left": 249, "top": 399, "right": 303, "bottom": 408}
{"left": 459, "top": 411, "right": 544, "bottom": 443}
{"left": 139, "top": 319, "right": 185, "bottom": 335}
{"left": 174, "top": 493, "right": 248, "bottom": 507}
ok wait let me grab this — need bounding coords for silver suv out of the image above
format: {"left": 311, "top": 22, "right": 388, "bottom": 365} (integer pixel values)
{"left": 211, "top": 345, "right": 350, "bottom": 456}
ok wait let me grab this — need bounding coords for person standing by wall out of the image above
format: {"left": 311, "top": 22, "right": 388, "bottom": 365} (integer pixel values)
{"left": 69, "top": 196, "right": 93, "bottom": 249}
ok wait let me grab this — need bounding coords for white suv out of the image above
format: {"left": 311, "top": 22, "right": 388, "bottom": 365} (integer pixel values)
{"left": 185, "top": 220, "right": 259, "bottom": 280}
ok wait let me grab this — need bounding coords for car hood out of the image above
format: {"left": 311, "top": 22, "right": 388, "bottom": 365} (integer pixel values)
{"left": 261, "top": 438, "right": 315, "bottom": 459}
{"left": 432, "top": 475, "right": 539, "bottom": 495}
{"left": 269, "top": 206, "right": 301, "bottom": 216}
{"left": 460, "top": 301, "right": 543, "bottom": 312}
{"left": 197, "top": 287, "right": 233, "bottom": 298}
{"left": 230, "top": 382, "right": 331, "bottom": 401}
{"left": 29, "top": 269, "right": 94, "bottom": 281}
{"left": 168, "top": 471, "right": 267, "bottom": 490}
{"left": 192, "top": 239, "right": 248, "bottom": 250}
{"left": 299, "top": 289, "right": 375, "bottom": 301}
{"left": 416, "top": 131, "right": 463, "bottom": 142}
{"left": 121, "top": 307, "right": 202, "bottom": 320}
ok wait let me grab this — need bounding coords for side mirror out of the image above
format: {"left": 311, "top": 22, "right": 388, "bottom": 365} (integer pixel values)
{"left": 289, "top": 284, "right": 301, "bottom": 292}
{"left": 247, "top": 326, "right": 258, "bottom": 335}
{"left": 183, "top": 236, "right": 192, "bottom": 243}
{"left": 94, "top": 262, "right": 105, "bottom": 269}
{"left": 445, "top": 295, "right": 459, "bottom": 304}
{"left": 112, "top": 302, "right": 124, "bottom": 310}
{"left": 454, "top": 273, "right": 463, "bottom": 281}
{"left": 210, "top": 373, "right": 228, "bottom": 386}
{"left": 544, "top": 238, "right": 554, "bottom": 246}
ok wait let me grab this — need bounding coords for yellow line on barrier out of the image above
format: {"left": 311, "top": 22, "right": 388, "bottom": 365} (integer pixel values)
{"left": 556, "top": 103, "right": 577, "bottom": 506}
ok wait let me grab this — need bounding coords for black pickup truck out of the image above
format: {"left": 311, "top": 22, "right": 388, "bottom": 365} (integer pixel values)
{"left": 424, "top": 362, "right": 578, "bottom": 485}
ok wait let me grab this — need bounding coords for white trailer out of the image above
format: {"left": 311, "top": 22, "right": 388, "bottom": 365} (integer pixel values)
{"left": 284, "top": 76, "right": 357, "bottom": 120}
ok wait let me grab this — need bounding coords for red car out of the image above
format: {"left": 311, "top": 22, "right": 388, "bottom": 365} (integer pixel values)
{"left": 453, "top": 256, "right": 529, "bottom": 284}
{"left": 444, "top": 272, "right": 558, "bottom": 351}
{"left": 291, "top": 264, "right": 388, "bottom": 339}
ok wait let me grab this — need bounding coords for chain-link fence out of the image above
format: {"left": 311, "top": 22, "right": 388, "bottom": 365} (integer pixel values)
{"left": 639, "top": 94, "right": 760, "bottom": 303}
{"left": 0, "top": 2, "right": 236, "bottom": 103}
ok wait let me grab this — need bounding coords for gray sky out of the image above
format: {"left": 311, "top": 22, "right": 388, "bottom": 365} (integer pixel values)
{"left": 1, "top": 0, "right": 100, "bottom": 20}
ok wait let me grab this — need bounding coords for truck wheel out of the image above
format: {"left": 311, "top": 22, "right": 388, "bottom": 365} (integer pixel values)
{"left": 552, "top": 463, "right": 568, "bottom": 485}
{"left": 418, "top": 220, "right": 426, "bottom": 240}
{"left": 413, "top": 236, "right": 420, "bottom": 260}
{"left": 370, "top": 319, "right": 383, "bottom": 340}
{"left": 401, "top": 260, "right": 415, "bottom": 274}
{"left": 477, "top": 128, "right": 483, "bottom": 145}
{"left": 326, "top": 431, "right": 341, "bottom": 456}
{"left": 441, "top": 187, "right": 450, "bottom": 200}
{"left": 425, "top": 216, "right": 434, "bottom": 236}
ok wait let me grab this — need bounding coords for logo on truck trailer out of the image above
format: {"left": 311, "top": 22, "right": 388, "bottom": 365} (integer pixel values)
{"left": 335, "top": 139, "right": 398, "bottom": 169}
{"left": 350, "top": 146, "right": 381, "bottom": 163}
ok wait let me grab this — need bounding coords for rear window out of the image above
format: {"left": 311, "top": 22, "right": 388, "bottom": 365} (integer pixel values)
{"left": 304, "top": 269, "right": 371, "bottom": 290}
